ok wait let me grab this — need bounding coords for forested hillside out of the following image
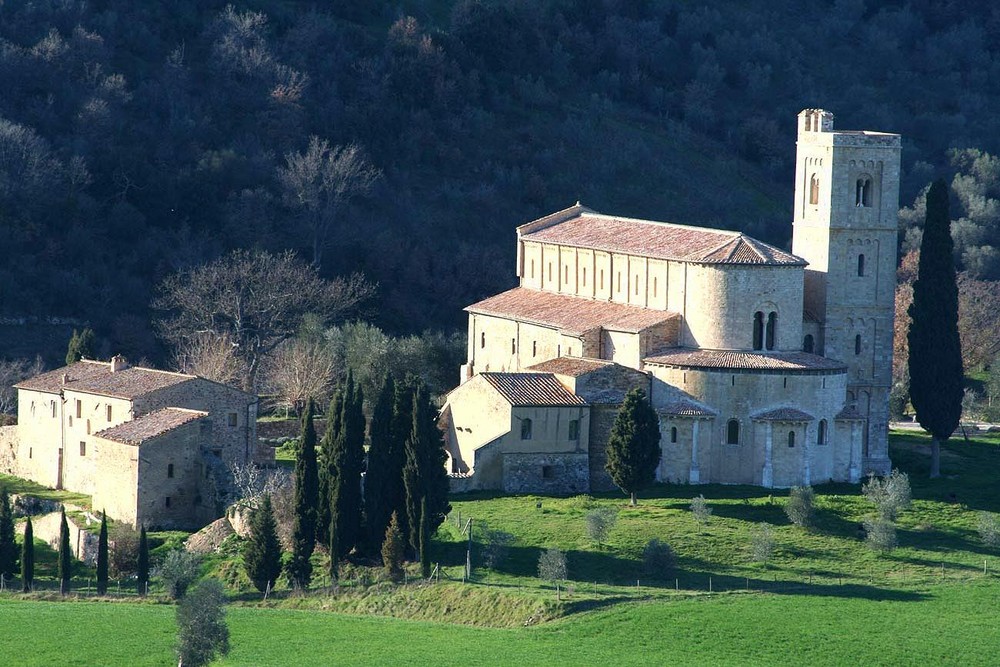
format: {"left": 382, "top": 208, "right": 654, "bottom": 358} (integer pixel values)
{"left": 2, "top": 0, "right": 1000, "bottom": 365}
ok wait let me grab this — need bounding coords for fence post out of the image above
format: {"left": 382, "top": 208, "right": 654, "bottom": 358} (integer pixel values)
{"left": 709, "top": 576, "right": 712, "bottom": 593}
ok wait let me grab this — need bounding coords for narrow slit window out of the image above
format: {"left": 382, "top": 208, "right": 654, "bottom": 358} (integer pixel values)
{"left": 582, "top": 267, "right": 587, "bottom": 286}
{"left": 532, "top": 341, "right": 537, "bottom": 357}
{"left": 855, "top": 334, "right": 862, "bottom": 355}
{"left": 168, "top": 463, "right": 174, "bottom": 478}
{"left": 788, "top": 431, "right": 796, "bottom": 448}
{"left": 857, "top": 254, "right": 865, "bottom": 277}
{"left": 530, "top": 260, "right": 535, "bottom": 278}
{"left": 511, "top": 338, "right": 516, "bottom": 354}
{"left": 480, "top": 332, "right": 485, "bottom": 349}
{"left": 228, "top": 412, "right": 238, "bottom": 427}
{"left": 670, "top": 426, "right": 678, "bottom": 443}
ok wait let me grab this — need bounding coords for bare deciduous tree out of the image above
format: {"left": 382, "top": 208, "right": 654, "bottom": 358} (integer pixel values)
{"left": 155, "top": 249, "right": 374, "bottom": 391}
{"left": 261, "top": 338, "right": 337, "bottom": 415}
{"left": 278, "top": 138, "right": 380, "bottom": 268}
{"left": 172, "top": 332, "right": 245, "bottom": 387}
{"left": 0, "top": 356, "right": 44, "bottom": 414}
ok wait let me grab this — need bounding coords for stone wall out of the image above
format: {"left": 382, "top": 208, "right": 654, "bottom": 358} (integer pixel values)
{"left": 587, "top": 404, "right": 618, "bottom": 492}
{"left": 0, "top": 425, "right": 17, "bottom": 475}
{"left": 23, "top": 509, "right": 100, "bottom": 566}
{"left": 502, "top": 452, "right": 589, "bottom": 494}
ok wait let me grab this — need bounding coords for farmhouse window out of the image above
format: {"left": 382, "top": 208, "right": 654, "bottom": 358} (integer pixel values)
{"left": 76, "top": 400, "right": 82, "bottom": 418}
{"left": 228, "top": 412, "right": 238, "bottom": 427}
{"left": 79, "top": 441, "right": 86, "bottom": 456}
{"left": 521, "top": 418, "right": 533, "bottom": 440}
{"left": 568, "top": 419, "right": 579, "bottom": 441}
{"left": 541, "top": 465, "right": 554, "bottom": 480}
{"left": 106, "top": 405, "right": 113, "bottom": 422}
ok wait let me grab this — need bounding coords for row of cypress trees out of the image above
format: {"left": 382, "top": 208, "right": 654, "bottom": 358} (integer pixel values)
{"left": 287, "top": 373, "right": 451, "bottom": 588}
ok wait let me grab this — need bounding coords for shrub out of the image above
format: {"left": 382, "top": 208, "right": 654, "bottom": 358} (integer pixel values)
{"left": 784, "top": 486, "right": 815, "bottom": 528}
{"left": 690, "top": 495, "right": 712, "bottom": 525}
{"left": 584, "top": 507, "right": 618, "bottom": 546}
{"left": 481, "top": 526, "right": 515, "bottom": 571}
{"left": 642, "top": 538, "right": 675, "bottom": 578}
{"left": 977, "top": 511, "right": 1000, "bottom": 548}
{"left": 159, "top": 550, "right": 201, "bottom": 600}
{"left": 863, "top": 515, "right": 898, "bottom": 553}
{"left": 862, "top": 469, "right": 912, "bottom": 521}
{"left": 176, "top": 578, "right": 229, "bottom": 667}
{"left": 538, "top": 548, "right": 567, "bottom": 587}
{"left": 749, "top": 523, "right": 775, "bottom": 565}
{"left": 381, "top": 511, "right": 405, "bottom": 583}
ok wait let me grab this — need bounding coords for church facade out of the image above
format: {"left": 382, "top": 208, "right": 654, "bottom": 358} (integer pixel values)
{"left": 443, "top": 109, "right": 899, "bottom": 493}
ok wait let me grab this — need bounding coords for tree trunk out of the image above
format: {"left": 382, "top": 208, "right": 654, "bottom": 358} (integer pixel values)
{"left": 630, "top": 491, "right": 637, "bottom": 506}
{"left": 930, "top": 437, "right": 941, "bottom": 478}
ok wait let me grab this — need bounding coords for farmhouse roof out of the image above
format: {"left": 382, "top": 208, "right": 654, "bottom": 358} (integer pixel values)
{"left": 517, "top": 205, "right": 806, "bottom": 267}
{"left": 642, "top": 348, "right": 846, "bottom": 372}
{"left": 15, "top": 359, "right": 196, "bottom": 398}
{"left": 480, "top": 373, "right": 586, "bottom": 407}
{"left": 94, "top": 408, "right": 208, "bottom": 445}
{"left": 466, "top": 288, "right": 678, "bottom": 336}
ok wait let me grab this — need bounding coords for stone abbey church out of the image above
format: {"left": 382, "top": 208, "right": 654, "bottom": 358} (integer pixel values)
{"left": 443, "top": 109, "right": 899, "bottom": 493}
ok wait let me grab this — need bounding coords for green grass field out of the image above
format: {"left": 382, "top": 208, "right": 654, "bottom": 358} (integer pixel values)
{"left": 1, "top": 430, "right": 998, "bottom": 665}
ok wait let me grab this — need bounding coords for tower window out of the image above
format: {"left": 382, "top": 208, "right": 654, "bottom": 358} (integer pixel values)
{"left": 568, "top": 419, "right": 579, "bottom": 441}
{"left": 765, "top": 312, "right": 777, "bottom": 351}
{"left": 521, "top": 418, "right": 533, "bottom": 440}
{"left": 818, "top": 420, "right": 827, "bottom": 445}
{"left": 726, "top": 419, "right": 740, "bottom": 445}
{"left": 788, "top": 431, "right": 796, "bottom": 448}
{"left": 753, "top": 312, "right": 764, "bottom": 350}
{"left": 803, "top": 334, "right": 814, "bottom": 353}
{"left": 809, "top": 174, "right": 820, "bottom": 205}
{"left": 857, "top": 254, "right": 866, "bottom": 277}
{"left": 670, "top": 426, "right": 678, "bottom": 443}
{"left": 855, "top": 334, "right": 862, "bottom": 355}
{"left": 856, "top": 177, "right": 872, "bottom": 207}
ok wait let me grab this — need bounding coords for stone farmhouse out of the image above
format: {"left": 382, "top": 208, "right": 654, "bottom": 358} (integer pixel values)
{"left": 443, "top": 109, "right": 899, "bottom": 494}
{"left": 0, "top": 355, "right": 264, "bottom": 529}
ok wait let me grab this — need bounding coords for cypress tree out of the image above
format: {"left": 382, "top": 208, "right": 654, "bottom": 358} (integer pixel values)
{"left": 605, "top": 388, "right": 662, "bottom": 506}
{"left": 96, "top": 513, "right": 109, "bottom": 595}
{"left": 389, "top": 378, "right": 414, "bottom": 555}
{"left": 137, "top": 525, "right": 150, "bottom": 596}
{"left": 381, "top": 511, "right": 404, "bottom": 583}
{"left": 317, "top": 390, "right": 342, "bottom": 548}
{"left": 419, "top": 496, "right": 430, "bottom": 579}
{"left": 364, "top": 375, "right": 398, "bottom": 557}
{"left": 243, "top": 494, "right": 282, "bottom": 593}
{"left": 333, "top": 371, "right": 365, "bottom": 558}
{"left": 58, "top": 509, "right": 71, "bottom": 595}
{"left": 21, "top": 517, "right": 33, "bottom": 593}
{"left": 402, "top": 383, "right": 451, "bottom": 555}
{"left": 908, "top": 180, "right": 963, "bottom": 479}
{"left": 65, "top": 327, "right": 96, "bottom": 365}
{"left": 0, "top": 487, "right": 17, "bottom": 583}
{"left": 288, "top": 399, "right": 319, "bottom": 588}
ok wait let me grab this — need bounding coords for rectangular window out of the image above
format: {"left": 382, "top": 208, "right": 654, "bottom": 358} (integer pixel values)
{"left": 568, "top": 419, "right": 579, "bottom": 441}
{"left": 165, "top": 497, "right": 171, "bottom": 508}
{"left": 76, "top": 400, "right": 82, "bottom": 418}
{"left": 653, "top": 277, "right": 657, "bottom": 298}
{"left": 582, "top": 268, "right": 587, "bottom": 286}
{"left": 634, "top": 277, "right": 639, "bottom": 295}
{"left": 541, "top": 465, "right": 555, "bottom": 480}
{"left": 79, "top": 441, "right": 86, "bottom": 456}
{"left": 600, "top": 270, "right": 604, "bottom": 290}
{"left": 564, "top": 266, "right": 568, "bottom": 283}
{"left": 617, "top": 272, "right": 621, "bottom": 292}
{"left": 106, "top": 405, "right": 112, "bottom": 422}
{"left": 168, "top": 463, "right": 174, "bottom": 478}
{"left": 530, "top": 260, "right": 535, "bottom": 278}
{"left": 29, "top": 447, "right": 32, "bottom": 459}
{"left": 228, "top": 412, "right": 238, "bottom": 428}
{"left": 521, "top": 418, "right": 533, "bottom": 440}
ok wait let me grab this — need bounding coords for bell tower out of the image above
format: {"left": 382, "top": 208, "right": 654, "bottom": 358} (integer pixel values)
{"left": 791, "top": 109, "right": 901, "bottom": 475}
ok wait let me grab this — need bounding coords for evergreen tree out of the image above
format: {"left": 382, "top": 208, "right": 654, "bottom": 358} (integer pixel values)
{"left": 364, "top": 374, "right": 399, "bottom": 557}
{"left": 137, "top": 525, "right": 150, "bottom": 596}
{"left": 58, "top": 508, "right": 71, "bottom": 594}
{"left": 333, "top": 371, "right": 365, "bottom": 558}
{"left": 908, "top": 180, "right": 964, "bottom": 479}
{"left": 96, "top": 513, "right": 109, "bottom": 595}
{"left": 65, "top": 328, "right": 96, "bottom": 365}
{"left": 605, "top": 388, "right": 662, "bottom": 505}
{"left": 288, "top": 399, "right": 319, "bottom": 588}
{"left": 0, "top": 487, "right": 17, "bottom": 582}
{"left": 402, "top": 383, "right": 451, "bottom": 554}
{"left": 419, "top": 496, "right": 430, "bottom": 578}
{"left": 381, "top": 511, "right": 404, "bottom": 582}
{"left": 243, "top": 494, "right": 282, "bottom": 593}
{"left": 389, "top": 378, "right": 415, "bottom": 554}
{"left": 317, "top": 389, "right": 342, "bottom": 548}
{"left": 21, "top": 517, "right": 33, "bottom": 593}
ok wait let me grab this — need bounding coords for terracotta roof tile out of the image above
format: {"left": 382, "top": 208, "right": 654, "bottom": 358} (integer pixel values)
{"left": 467, "top": 288, "right": 679, "bottom": 335}
{"left": 526, "top": 357, "right": 615, "bottom": 377}
{"left": 480, "top": 373, "right": 586, "bottom": 406}
{"left": 659, "top": 398, "right": 717, "bottom": 417}
{"left": 643, "top": 348, "right": 846, "bottom": 372}
{"left": 520, "top": 211, "right": 805, "bottom": 266}
{"left": 753, "top": 407, "right": 815, "bottom": 422}
{"left": 94, "top": 408, "right": 208, "bottom": 445}
{"left": 16, "top": 360, "right": 195, "bottom": 399}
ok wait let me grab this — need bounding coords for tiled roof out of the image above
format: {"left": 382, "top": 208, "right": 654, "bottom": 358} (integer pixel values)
{"left": 753, "top": 407, "right": 815, "bottom": 422}
{"left": 480, "top": 373, "right": 586, "bottom": 407}
{"left": 94, "top": 408, "right": 207, "bottom": 445}
{"left": 519, "top": 209, "right": 805, "bottom": 266}
{"left": 526, "top": 357, "right": 614, "bottom": 377}
{"left": 642, "top": 348, "right": 846, "bottom": 372}
{"left": 16, "top": 360, "right": 195, "bottom": 399}
{"left": 659, "top": 398, "right": 717, "bottom": 417}
{"left": 587, "top": 389, "right": 627, "bottom": 405}
{"left": 467, "top": 288, "right": 678, "bottom": 336}
{"left": 835, "top": 405, "right": 866, "bottom": 420}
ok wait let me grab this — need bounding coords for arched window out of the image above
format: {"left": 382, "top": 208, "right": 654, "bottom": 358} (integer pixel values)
{"left": 521, "top": 418, "right": 533, "bottom": 440}
{"left": 818, "top": 420, "right": 827, "bottom": 445}
{"left": 726, "top": 419, "right": 740, "bottom": 445}
{"left": 568, "top": 419, "right": 579, "bottom": 441}
{"left": 753, "top": 312, "right": 764, "bottom": 350}
{"left": 809, "top": 174, "right": 820, "bottom": 205}
{"left": 671, "top": 426, "right": 678, "bottom": 443}
{"left": 856, "top": 177, "right": 872, "bottom": 207}
{"left": 857, "top": 254, "right": 865, "bottom": 277}
{"left": 855, "top": 334, "right": 862, "bottom": 355}
{"left": 787, "top": 431, "right": 796, "bottom": 448}
{"left": 765, "top": 312, "right": 777, "bottom": 351}
{"left": 803, "top": 334, "right": 814, "bottom": 353}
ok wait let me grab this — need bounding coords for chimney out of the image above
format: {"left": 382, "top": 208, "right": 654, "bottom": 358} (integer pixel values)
{"left": 62, "top": 373, "right": 69, "bottom": 385}
{"left": 110, "top": 355, "right": 129, "bottom": 373}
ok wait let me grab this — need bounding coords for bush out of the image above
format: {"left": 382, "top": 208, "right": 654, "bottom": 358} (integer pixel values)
{"left": 863, "top": 515, "right": 898, "bottom": 552}
{"left": 159, "top": 550, "right": 201, "bottom": 600}
{"left": 690, "top": 495, "right": 712, "bottom": 525}
{"left": 749, "top": 523, "right": 775, "bottom": 565}
{"left": 584, "top": 507, "right": 618, "bottom": 546}
{"left": 537, "top": 547, "right": 567, "bottom": 585}
{"left": 176, "top": 578, "right": 230, "bottom": 667}
{"left": 784, "top": 486, "right": 815, "bottom": 528}
{"left": 481, "top": 527, "right": 515, "bottom": 571}
{"left": 863, "top": 470, "right": 912, "bottom": 521}
{"left": 977, "top": 511, "right": 1000, "bottom": 548}
{"left": 642, "top": 538, "right": 675, "bottom": 578}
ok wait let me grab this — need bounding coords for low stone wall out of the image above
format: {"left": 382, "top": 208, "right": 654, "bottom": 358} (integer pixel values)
{"left": 18, "top": 508, "right": 101, "bottom": 566}
{"left": 502, "top": 452, "right": 589, "bottom": 495}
